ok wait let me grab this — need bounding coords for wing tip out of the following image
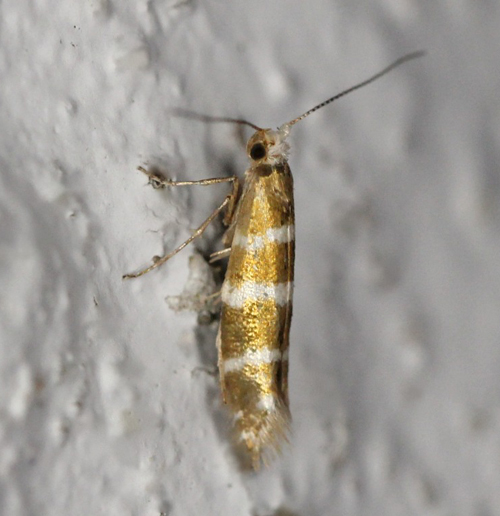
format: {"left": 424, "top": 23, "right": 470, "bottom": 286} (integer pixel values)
{"left": 234, "top": 399, "right": 291, "bottom": 471}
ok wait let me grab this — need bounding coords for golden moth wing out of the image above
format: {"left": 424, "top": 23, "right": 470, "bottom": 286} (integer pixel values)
{"left": 218, "top": 163, "right": 295, "bottom": 466}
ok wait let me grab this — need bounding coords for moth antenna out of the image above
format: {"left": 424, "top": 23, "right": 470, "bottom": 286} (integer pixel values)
{"left": 285, "top": 50, "right": 426, "bottom": 128}
{"left": 171, "top": 108, "right": 263, "bottom": 131}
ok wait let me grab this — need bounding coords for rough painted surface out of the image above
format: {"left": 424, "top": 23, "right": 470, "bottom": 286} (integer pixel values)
{"left": 1, "top": 1, "right": 500, "bottom": 515}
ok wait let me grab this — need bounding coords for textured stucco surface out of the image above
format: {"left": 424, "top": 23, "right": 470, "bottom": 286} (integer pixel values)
{"left": 1, "top": 1, "right": 500, "bottom": 515}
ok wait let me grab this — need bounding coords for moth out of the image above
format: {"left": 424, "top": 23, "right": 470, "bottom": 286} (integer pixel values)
{"left": 124, "top": 51, "right": 424, "bottom": 469}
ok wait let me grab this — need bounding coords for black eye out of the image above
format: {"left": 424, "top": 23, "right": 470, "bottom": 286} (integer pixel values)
{"left": 250, "top": 142, "right": 266, "bottom": 160}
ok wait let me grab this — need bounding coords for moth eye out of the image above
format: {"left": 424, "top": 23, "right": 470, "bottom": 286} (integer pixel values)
{"left": 250, "top": 142, "right": 267, "bottom": 161}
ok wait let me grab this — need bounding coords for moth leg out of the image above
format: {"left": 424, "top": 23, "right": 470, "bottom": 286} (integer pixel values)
{"left": 124, "top": 195, "right": 232, "bottom": 279}
{"left": 138, "top": 166, "right": 240, "bottom": 227}
{"left": 192, "top": 289, "right": 222, "bottom": 322}
{"left": 168, "top": 288, "right": 222, "bottom": 313}
{"left": 137, "top": 166, "right": 238, "bottom": 191}
{"left": 209, "top": 248, "right": 232, "bottom": 263}
{"left": 123, "top": 169, "right": 240, "bottom": 279}
{"left": 198, "top": 290, "right": 222, "bottom": 311}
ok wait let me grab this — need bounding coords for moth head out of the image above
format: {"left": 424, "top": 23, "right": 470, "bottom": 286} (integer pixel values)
{"left": 247, "top": 125, "right": 291, "bottom": 165}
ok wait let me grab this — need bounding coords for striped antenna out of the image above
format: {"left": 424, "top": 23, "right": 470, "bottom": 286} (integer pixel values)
{"left": 286, "top": 50, "right": 426, "bottom": 127}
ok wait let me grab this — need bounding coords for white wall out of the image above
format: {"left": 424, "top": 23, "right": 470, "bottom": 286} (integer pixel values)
{"left": 1, "top": 1, "right": 499, "bottom": 515}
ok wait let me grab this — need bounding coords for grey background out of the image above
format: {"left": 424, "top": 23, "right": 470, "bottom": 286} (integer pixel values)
{"left": 1, "top": 1, "right": 499, "bottom": 515}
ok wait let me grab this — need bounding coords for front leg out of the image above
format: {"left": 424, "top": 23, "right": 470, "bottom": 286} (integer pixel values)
{"left": 123, "top": 167, "right": 240, "bottom": 279}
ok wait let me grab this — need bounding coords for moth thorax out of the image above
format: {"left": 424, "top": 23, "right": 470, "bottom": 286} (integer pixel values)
{"left": 246, "top": 127, "right": 290, "bottom": 165}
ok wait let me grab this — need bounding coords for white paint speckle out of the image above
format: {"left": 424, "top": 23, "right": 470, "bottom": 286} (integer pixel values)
{"left": 7, "top": 364, "right": 32, "bottom": 420}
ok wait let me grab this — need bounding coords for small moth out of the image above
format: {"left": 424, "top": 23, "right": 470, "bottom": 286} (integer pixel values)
{"left": 124, "top": 51, "right": 424, "bottom": 469}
